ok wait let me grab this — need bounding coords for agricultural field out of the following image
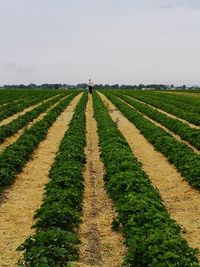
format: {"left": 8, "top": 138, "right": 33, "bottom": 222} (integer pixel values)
{"left": 0, "top": 88, "right": 200, "bottom": 266}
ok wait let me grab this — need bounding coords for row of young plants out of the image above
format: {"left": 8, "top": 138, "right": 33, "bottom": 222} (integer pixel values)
{"left": 0, "top": 89, "right": 52, "bottom": 105}
{"left": 137, "top": 91, "right": 200, "bottom": 114}
{"left": 102, "top": 91, "right": 200, "bottom": 190}
{"left": 93, "top": 92, "right": 199, "bottom": 266}
{"left": 17, "top": 92, "right": 88, "bottom": 267}
{"left": 123, "top": 90, "right": 200, "bottom": 126}
{"left": 0, "top": 95, "right": 28, "bottom": 107}
{"left": 0, "top": 91, "right": 80, "bottom": 193}
{"left": 0, "top": 93, "right": 69, "bottom": 144}
{"left": 0, "top": 90, "right": 60, "bottom": 121}
{"left": 144, "top": 91, "right": 200, "bottom": 110}
{"left": 113, "top": 92, "right": 200, "bottom": 150}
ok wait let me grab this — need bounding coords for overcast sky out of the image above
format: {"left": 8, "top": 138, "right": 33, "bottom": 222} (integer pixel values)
{"left": 1, "top": 0, "right": 200, "bottom": 86}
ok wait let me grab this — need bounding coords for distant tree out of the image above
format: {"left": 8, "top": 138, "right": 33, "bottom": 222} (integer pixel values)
{"left": 53, "top": 84, "right": 60, "bottom": 90}
{"left": 19, "top": 84, "right": 26, "bottom": 88}
{"left": 76, "top": 83, "right": 87, "bottom": 89}
{"left": 110, "top": 84, "right": 119, "bottom": 89}
{"left": 29, "top": 83, "right": 37, "bottom": 89}
{"left": 138, "top": 84, "right": 145, "bottom": 90}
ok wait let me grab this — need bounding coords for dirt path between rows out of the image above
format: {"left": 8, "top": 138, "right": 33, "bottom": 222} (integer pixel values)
{"left": 73, "top": 94, "right": 125, "bottom": 267}
{"left": 126, "top": 95, "right": 200, "bottom": 130}
{"left": 0, "top": 95, "right": 58, "bottom": 127}
{"left": 0, "top": 95, "right": 67, "bottom": 153}
{"left": 99, "top": 92, "right": 200, "bottom": 260}
{"left": 0, "top": 93, "right": 82, "bottom": 267}
{"left": 118, "top": 96, "right": 200, "bottom": 155}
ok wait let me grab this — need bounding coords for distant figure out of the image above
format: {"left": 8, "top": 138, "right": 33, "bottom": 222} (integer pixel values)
{"left": 87, "top": 79, "right": 94, "bottom": 94}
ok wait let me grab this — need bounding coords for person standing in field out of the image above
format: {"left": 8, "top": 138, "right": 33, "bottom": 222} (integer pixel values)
{"left": 87, "top": 79, "right": 94, "bottom": 94}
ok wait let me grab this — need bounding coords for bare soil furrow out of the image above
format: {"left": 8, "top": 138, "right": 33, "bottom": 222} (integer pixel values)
{"left": 76, "top": 94, "right": 125, "bottom": 267}
{"left": 0, "top": 95, "right": 67, "bottom": 153}
{"left": 0, "top": 95, "right": 58, "bottom": 127}
{"left": 127, "top": 94, "right": 200, "bottom": 130}
{"left": 0, "top": 93, "right": 82, "bottom": 267}
{"left": 119, "top": 96, "right": 200, "bottom": 155}
{"left": 99, "top": 92, "right": 200, "bottom": 260}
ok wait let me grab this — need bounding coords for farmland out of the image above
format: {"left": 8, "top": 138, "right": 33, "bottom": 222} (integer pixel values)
{"left": 0, "top": 88, "right": 200, "bottom": 266}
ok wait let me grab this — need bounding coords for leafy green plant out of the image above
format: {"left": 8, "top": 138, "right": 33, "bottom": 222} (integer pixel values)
{"left": 114, "top": 92, "right": 200, "bottom": 150}
{"left": 18, "top": 92, "right": 88, "bottom": 266}
{"left": 0, "top": 93, "right": 68, "bottom": 143}
{"left": 0, "top": 90, "right": 60, "bottom": 121}
{"left": 103, "top": 91, "right": 200, "bottom": 190}
{"left": 123, "top": 90, "right": 200, "bottom": 126}
{"left": 0, "top": 92, "right": 80, "bottom": 193}
{"left": 18, "top": 230, "right": 80, "bottom": 267}
{"left": 93, "top": 91, "right": 199, "bottom": 266}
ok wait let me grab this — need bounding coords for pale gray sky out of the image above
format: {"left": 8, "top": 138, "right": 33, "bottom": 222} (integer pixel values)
{"left": 1, "top": 0, "right": 200, "bottom": 85}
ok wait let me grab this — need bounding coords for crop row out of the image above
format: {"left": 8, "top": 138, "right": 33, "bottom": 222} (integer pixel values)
{"left": 0, "top": 91, "right": 80, "bottom": 194}
{"left": 0, "top": 89, "right": 55, "bottom": 105}
{"left": 93, "top": 92, "right": 199, "bottom": 266}
{"left": 123, "top": 90, "right": 200, "bottom": 126}
{"left": 103, "top": 91, "right": 200, "bottom": 190}
{"left": 18, "top": 92, "right": 88, "bottom": 267}
{"left": 0, "top": 93, "right": 69, "bottom": 144}
{"left": 143, "top": 91, "right": 200, "bottom": 112}
{"left": 113, "top": 92, "right": 200, "bottom": 150}
{"left": 138, "top": 91, "right": 200, "bottom": 114}
{"left": 0, "top": 91, "right": 61, "bottom": 122}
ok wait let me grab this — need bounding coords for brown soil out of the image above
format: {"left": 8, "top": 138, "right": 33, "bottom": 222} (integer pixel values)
{"left": 0, "top": 95, "right": 58, "bottom": 127}
{"left": 0, "top": 93, "right": 82, "bottom": 267}
{"left": 0, "top": 95, "right": 68, "bottom": 153}
{"left": 127, "top": 95, "right": 200, "bottom": 130}
{"left": 118, "top": 96, "right": 200, "bottom": 155}
{"left": 99, "top": 92, "right": 200, "bottom": 260}
{"left": 74, "top": 94, "right": 125, "bottom": 267}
